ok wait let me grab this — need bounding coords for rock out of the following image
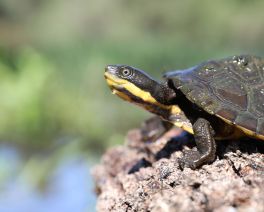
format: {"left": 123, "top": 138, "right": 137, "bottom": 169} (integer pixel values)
{"left": 92, "top": 128, "right": 264, "bottom": 212}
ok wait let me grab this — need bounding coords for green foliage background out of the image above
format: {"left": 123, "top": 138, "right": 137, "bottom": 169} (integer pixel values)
{"left": 0, "top": 0, "right": 263, "bottom": 160}
{"left": 0, "top": 1, "right": 264, "bottom": 209}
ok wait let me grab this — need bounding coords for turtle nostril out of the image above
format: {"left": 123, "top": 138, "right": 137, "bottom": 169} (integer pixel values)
{"left": 105, "top": 65, "right": 117, "bottom": 73}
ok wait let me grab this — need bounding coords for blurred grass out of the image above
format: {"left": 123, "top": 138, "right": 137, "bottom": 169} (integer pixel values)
{"left": 0, "top": 0, "right": 263, "bottom": 154}
{"left": 0, "top": 1, "right": 263, "bottom": 200}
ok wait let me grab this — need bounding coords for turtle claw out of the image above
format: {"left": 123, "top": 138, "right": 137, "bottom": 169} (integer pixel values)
{"left": 179, "top": 118, "right": 216, "bottom": 170}
{"left": 178, "top": 149, "right": 202, "bottom": 170}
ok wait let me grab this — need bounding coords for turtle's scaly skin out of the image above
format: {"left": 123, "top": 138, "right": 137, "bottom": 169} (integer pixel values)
{"left": 104, "top": 55, "right": 264, "bottom": 169}
{"left": 165, "top": 55, "right": 264, "bottom": 140}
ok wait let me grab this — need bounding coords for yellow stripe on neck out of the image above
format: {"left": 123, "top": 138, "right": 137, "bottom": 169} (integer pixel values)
{"left": 105, "top": 72, "right": 194, "bottom": 134}
{"left": 105, "top": 72, "right": 170, "bottom": 109}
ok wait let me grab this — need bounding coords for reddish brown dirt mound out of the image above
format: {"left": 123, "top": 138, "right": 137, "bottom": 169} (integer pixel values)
{"left": 92, "top": 128, "right": 264, "bottom": 212}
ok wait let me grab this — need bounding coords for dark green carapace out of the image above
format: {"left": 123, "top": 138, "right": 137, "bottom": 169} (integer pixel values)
{"left": 104, "top": 55, "right": 264, "bottom": 169}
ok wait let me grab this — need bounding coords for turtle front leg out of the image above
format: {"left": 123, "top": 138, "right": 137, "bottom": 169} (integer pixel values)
{"left": 179, "top": 118, "right": 216, "bottom": 169}
{"left": 141, "top": 116, "right": 173, "bottom": 141}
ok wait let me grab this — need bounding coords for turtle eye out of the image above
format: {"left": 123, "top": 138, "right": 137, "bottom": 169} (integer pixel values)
{"left": 122, "top": 68, "right": 132, "bottom": 77}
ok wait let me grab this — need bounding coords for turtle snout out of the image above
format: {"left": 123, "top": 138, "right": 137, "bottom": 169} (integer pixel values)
{"left": 105, "top": 65, "right": 118, "bottom": 74}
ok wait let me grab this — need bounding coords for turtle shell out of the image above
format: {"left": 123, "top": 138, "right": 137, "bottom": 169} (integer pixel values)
{"left": 165, "top": 55, "right": 264, "bottom": 139}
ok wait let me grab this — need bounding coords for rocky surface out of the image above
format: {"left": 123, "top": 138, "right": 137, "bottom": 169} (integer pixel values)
{"left": 92, "top": 128, "right": 264, "bottom": 212}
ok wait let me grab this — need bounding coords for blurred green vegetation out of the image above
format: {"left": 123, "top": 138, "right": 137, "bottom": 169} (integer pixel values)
{"left": 0, "top": 0, "right": 264, "bottom": 209}
{"left": 0, "top": 0, "right": 264, "bottom": 153}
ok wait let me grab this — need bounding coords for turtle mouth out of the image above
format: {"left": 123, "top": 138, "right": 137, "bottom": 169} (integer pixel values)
{"left": 104, "top": 72, "right": 126, "bottom": 90}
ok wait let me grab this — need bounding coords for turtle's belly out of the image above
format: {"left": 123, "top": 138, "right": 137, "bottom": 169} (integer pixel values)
{"left": 169, "top": 106, "right": 194, "bottom": 134}
{"left": 173, "top": 121, "right": 194, "bottom": 135}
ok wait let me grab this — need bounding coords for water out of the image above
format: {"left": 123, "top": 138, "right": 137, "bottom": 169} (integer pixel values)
{"left": 0, "top": 145, "right": 97, "bottom": 212}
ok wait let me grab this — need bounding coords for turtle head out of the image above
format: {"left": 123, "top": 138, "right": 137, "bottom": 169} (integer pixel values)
{"left": 104, "top": 65, "right": 177, "bottom": 117}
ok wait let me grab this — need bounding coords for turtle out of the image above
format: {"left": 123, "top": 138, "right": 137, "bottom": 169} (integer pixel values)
{"left": 104, "top": 55, "right": 264, "bottom": 169}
